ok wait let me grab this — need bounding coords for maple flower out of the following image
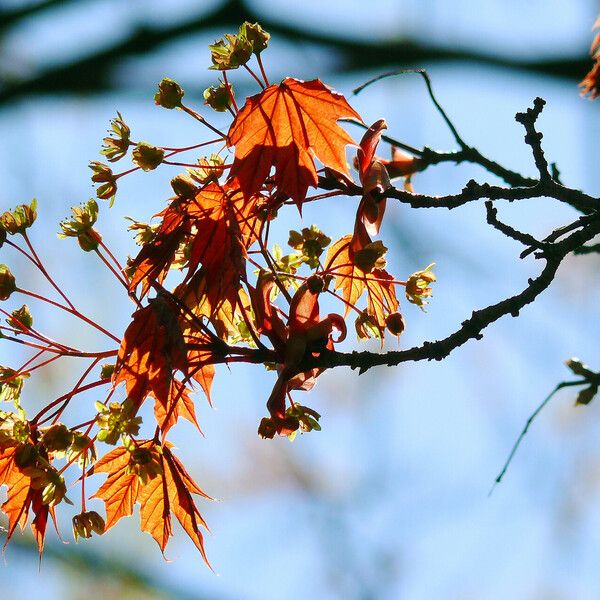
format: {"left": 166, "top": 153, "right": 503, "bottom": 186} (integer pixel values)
{"left": 73, "top": 511, "right": 105, "bottom": 541}
{"left": 154, "top": 78, "right": 184, "bottom": 109}
{"left": 0, "top": 200, "right": 37, "bottom": 235}
{"left": 59, "top": 199, "right": 102, "bottom": 251}
{"left": 0, "top": 367, "right": 29, "bottom": 404}
{"left": 132, "top": 142, "right": 165, "bottom": 171}
{"left": 101, "top": 112, "right": 131, "bottom": 162}
{"left": 203, "top": 83, "right": 234, "bottom": 112}
{"left": 405, "top": 263, "right": 436, "bottom": 309}
{"left": 90, "top": 161, "right": 117, "bottom": 203}
{"left": 7, "top": 304, "right": 33, "bottom": 331}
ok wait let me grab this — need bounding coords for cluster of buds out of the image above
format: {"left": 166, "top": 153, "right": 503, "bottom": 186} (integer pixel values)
{"left": 405, "top": 263, "right": 436, "bottom": 309}
{"left": 288, "top": 225, "right": 332, "bottom": 269}
{"left": 209, "top": 22, "right": 270, "bottom": 70}
{"left": 12, "top": 441, "right": 70, "bottom": 507}
{"left": 95, "top": 398, "right": 142, "bottom": 445}
{"left": 101, "top": 112, "right": 131, "bottom": 162}
{"left": 0, "top": 200, "right": 37, "bottom": 236}
{"left": 72, "top": 510, "right": 105, "bottom": 541}
{"left": 125, "top": 443, "right": 163, "bottom": 485}
{"left": 89, "top": 161, "right": 117, "bottom": 204}
{"left": 59, "top": 199, "right": 102, "bottom": 252}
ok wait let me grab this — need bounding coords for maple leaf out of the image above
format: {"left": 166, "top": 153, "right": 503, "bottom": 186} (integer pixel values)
{"left": 128, "top": 201, "right": 191, "bottom": 299}
{"left": 114, "top": 295, "right": 188, "bottom": 411}
{"left": 0, "top": 444, "right": 54, "bottom": 554}
{"left": 325, "top": 234, "right": 399, "bottom": 335}
{"left": 91, "top": 441, "right": 212, "bottom": 565}
{"left": 227, "top": 78, "right": 361, "bottom": 207}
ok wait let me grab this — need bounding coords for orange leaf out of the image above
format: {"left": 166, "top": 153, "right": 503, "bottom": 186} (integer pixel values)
{"left": 90, "top": 446, "right": 139, "bottom": 530}
{"left": 114, "top": 296, "right": 188, "bottom": 410}
{"left": 325, "top": 234, "right": 366, "bottom": 313}
{"left": 129, "top": 202, "right": 190, "bottom": 299}
{"left": 228, "top": 78, "right": 361, "bottom": 207}
{"left": 91, "top": 442, "right": 211, "bottom": 565}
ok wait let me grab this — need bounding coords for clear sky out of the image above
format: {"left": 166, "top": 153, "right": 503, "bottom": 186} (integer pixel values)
{"left": 0, "top": 2, "right": 599, "bottom": 599}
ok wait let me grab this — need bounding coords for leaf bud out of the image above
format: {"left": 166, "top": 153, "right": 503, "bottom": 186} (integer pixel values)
{"left": 0, "top": 200, "right": 37, "bottom": 235}
{"left": 203, "top": 83, "right": 234, "bottom": 112}
{"left": 132, "top": 142, "right": 164, "bottom": 171}
{"left": 0, "top": 264, "right": 17, "bottom": 300}
{"left": 154, "top": 78, "right": 185, "bottom": 109}
{"left": 73, "top": 511, "right": 105, "bottom": 541}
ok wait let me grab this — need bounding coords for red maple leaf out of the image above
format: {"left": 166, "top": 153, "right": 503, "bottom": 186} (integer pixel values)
{"left": 228, "top": 78, "right": 361, "bottom": 207}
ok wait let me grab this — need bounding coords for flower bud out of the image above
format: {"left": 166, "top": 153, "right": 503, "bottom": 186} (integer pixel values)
{"left": 0, "top": 265, "right": 16, "bottom": 300}
{"left": 385, "top": 312, "right": 405, "bottom": 336}
{"left": 7, "top": 304, "right": 32, "bottom": 331}
{"left": 170, "top": 173, "right": 198, "bottom": 199}
{"left": 0, "top": 200, "right": 37, "bottom": 235}
{"left": 203, "top": 83, "right": 234, "bottom": 112}
{"left": 73, "top": 511, "right": 105, "bottom": 541}
{"left": 132, "top": 142, "right": 164, "bottom": 171}
{"left": 154, "top": 78, "right": 184, "bottom": 109}
{"left": 209, "top": 34, "right": 253, "bottom": 70}
{"left": 15, "top": 443, "right": 38, "bottom": 469}
{"left": 239, "top": 22, "right": 270, "bottom": 54}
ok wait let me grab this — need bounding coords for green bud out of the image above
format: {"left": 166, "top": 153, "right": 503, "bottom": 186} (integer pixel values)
{"left": 187, "top": 154, "right": 224, "bottom": 185}
{"left": 170, "top": 173, "right": 198, "bottom": 199}
{"left": 209, "top": 33, "right": 253, "bottom": 70}
{"left": 203, "top": 83, "right": 234, "bottom": 112}
{"left": 132, "top": 142, "right": 164, "bottom": 171}
{"left": 73, "top": 511, "right": 105, "bottom": 541}
{"left": 7, "top": 304, "right": 32, "bottom": 331}
{"left": 59, "top": 199, "right": 101, "bottom": 252}
{"left": 154, "top": 78, "right": 184, "bottom": 109}
{"left": 239, "top": 22, "right": 270, "bottom": 54}
{"left": 99, "top": 363, "right": 115, "bottom": 380}
{"left": 0, "top": 265, "right": 16, "bottom": 300}
{"left": 15, "top": 443, "right": 38, "bottom": 469}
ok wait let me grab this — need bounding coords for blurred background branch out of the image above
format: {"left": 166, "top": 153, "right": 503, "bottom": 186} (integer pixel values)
{"left": 0, "top": 0, "right": 593, "bottom": 104}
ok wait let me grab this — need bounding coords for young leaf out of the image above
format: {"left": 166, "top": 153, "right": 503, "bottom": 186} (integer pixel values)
{"left": 228, "top": 78, "right": 361, "bottom": 207}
